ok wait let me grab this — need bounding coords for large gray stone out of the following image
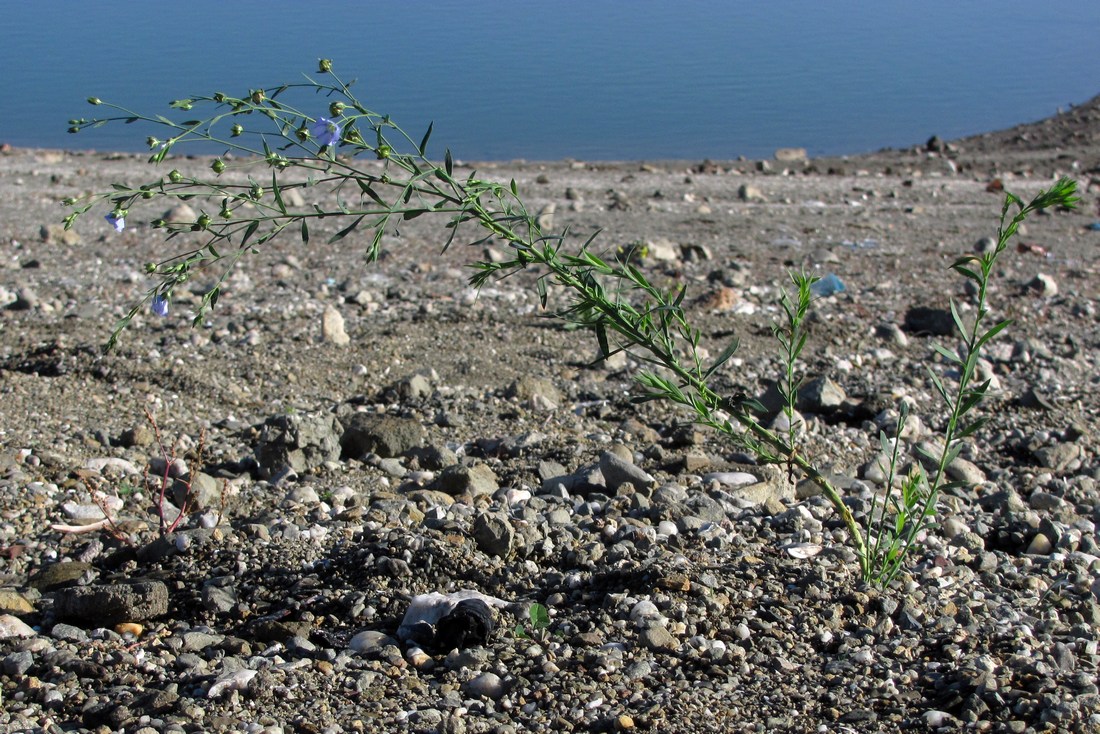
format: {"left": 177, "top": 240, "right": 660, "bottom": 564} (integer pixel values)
{"left": 798, "top": 376, "right": 846, "bottom": 413}
{"left": 599, "top": 451, "right": 655, "bottom": 492}
{"left": 472, "top": 511, "right": 514, "bottom": 557}
{"left": 255, "top": 411, "right": 343, "bottom": 477}
{"left": 52, "top": 580, "right": 169, "bottom": 625}
{"left": 433, "top": 463, "right": 499, "bottom": 498}
{"left": 340, "top": 414, "right": 424, "bottom": 459}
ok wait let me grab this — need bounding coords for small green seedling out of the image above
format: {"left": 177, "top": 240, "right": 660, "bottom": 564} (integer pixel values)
{"left": 514, "top": 602, "right": 552, "bottom": 641}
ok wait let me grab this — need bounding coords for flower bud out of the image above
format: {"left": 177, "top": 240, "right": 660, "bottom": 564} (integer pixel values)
{"left": 61, "top": 197, "right": 77, "bottom": 206}
{"left": 195, "top": 214, "right": 211, "bottom": 230}
{"left": 142, "top": 190, "right": 155, "bottom": 199}
{"left": 329, "top": 101, "right": 346, "bottom": 118}
{"left": 146, "top": 136, "right": 160, "bottom": 149}
{"left": 213, "top": 92, "right": 227, "bottom": 103}
{"left": 318, "top": 59, "right": 333, "bottom": 73}
{"left": 250, "top": 89, "right": 265, "bottom": 104}
{"left": 87, "top": 97, "right": 102, "bottom": 105}
{"left": 211, "top": 159, "right": 226, "bottom": 174}
{"left": 152, "top": 219, "right": 166, "bottom": 228}
{"left": 68, "top": 126, "right": 80, "bottom": 134}
{"left": 231, "top": 123, "right": 244, "bottom": 137}
{"left": 145, "top": 262, "right": 158, "bottom": 273}
{"left": 296, "top": 126, "right": 310, "bottom": 142}
{"left": 250, "top": 184, "right": 264, "bottom": 200}
{"left": 168, "top": 169, "right": 183, "bottom": 183}
{"left": 377, "top": 144, "right": 392, "bottom": 160}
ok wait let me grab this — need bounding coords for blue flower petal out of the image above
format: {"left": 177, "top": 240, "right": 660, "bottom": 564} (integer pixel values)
{"left": 105, "top": 213, "right": 125, "bottom": 233}
{"left": 310, "top": 117, "right": 342, "bottom": 147}
{"left": 151, "top": 294, "right": 170, "bottom": 317}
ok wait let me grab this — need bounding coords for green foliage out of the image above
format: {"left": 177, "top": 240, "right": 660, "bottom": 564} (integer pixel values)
{"left": 67, "top": 60, "right": 1079, "bottom": 586}
{"left": 514, "top": 602, "right": 553, "bottom": 641}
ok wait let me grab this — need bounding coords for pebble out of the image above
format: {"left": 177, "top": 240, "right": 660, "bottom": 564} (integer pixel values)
{"left": 321, "top": 304, "right": 350, "bottom": 345}
{"left": 463, "top": 671, "right": 505, "bottom": 700}
{"left": 0, "top": 614, "right": 36, "bottom": 638}
{"left": 599, "top": 451, "right": 655, "bottom": 491}
{"left": 1027, "top": 273, "right": 1058, "bottom": 297}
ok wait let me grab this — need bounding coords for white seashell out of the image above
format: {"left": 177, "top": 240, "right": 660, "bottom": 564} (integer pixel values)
{"left": 503, "top": 488, "right": 531, "bottom": 506}
{"left": 407, "top": 471, "right": 435, "bottom": 485}
{"left": 60, "top": 502, "right": 117, "bottom": 523}
{"left": 702, "top": 471, "right": 758, "bottom": 487}
{"left": 785, "top": 543, "right": 823, "bottom": 559}
{"left": 206, "top": 668, "right": 257, "bottom": 698}
{"left": 397, "top": 590, "right": 510, "bottom": 643}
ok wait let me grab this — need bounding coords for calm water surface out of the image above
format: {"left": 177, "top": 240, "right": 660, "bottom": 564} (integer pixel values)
{"left": 4, "top": 1, "right": 1098, "bottom": 160}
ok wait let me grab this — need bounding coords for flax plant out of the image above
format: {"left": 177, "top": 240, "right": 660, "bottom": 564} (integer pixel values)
{"left": 64, "top": 60, "right": 1078, "bottom": 585}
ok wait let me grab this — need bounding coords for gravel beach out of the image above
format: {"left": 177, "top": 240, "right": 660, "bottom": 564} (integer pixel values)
{"left": 1, "top": 95, "right": 1099, "bottom": 733}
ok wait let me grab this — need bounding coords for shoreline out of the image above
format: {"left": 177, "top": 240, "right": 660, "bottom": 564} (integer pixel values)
{"left": 0, "top": 89, "right": 1097, "bottom": 733}
{"left": 6, "top": 91, "right": 1098, "bottom": 174}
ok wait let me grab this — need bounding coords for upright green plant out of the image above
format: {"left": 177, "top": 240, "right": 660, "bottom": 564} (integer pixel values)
{"left": 63, "top": 60, "right": 1078, "bottom": 585}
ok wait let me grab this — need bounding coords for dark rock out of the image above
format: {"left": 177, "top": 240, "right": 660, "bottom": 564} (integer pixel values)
{"left": 599, "top": 451, "right": 654, "bottom": 492}
{"left": 28, "top": 561, "right": 94, "bottom": 591}
{"left": 340, "top": 413, "right": 424, "bottom": 459}
{"left": 432, "top": 463, "right": 499, "bottom": 497}
{"left": 472, "top": 511, "right": 514, "bottom": 557}
{"left": 52, "top": 580, "right": 169, "bottom": 624}
{"left": 433, "top": 599, "right": 495, "bottom": 652}
{"left": 798, "top": 376, "right": 847, "bottom": 412}
{"left": 255, "top": 411, "right": 342, "bottom": 476}
{"left": 903, "top": 306, "right": 954, "bottom": 336}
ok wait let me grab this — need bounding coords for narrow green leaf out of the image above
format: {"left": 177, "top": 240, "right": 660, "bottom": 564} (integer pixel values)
{"left": 536, "top": 277, "right": 548, "bottom": 308}
{"left": 271, "top": 172, "right": 287, "bottom": 214}
{"left": 927, "top": 368, "right": 950, "bottom": 404}
{"left": 595, "top": 321, "right": 610, "bottom": 358}
{"left": 362, "top": 185, "right": 388, "bottom": 208}
{"left": 949, "top": 300, "right": 968, "bottom": 338}
{"left": 975, "top": 319, "right": 1013, "bottom": 349}
{"left": 444, "top": 149, "right": 453, "bottom": 177}
{"left": 418, "top": 121, "right": 434, "bottom": 156}
{"left": 239, "top": 220, "right": 259, "bottom": 246}
{"left": 329, "top": 215, "right": 366, "bottom": 244}
{"left": 955, "top": 416, "right": 988, "bottom": 440}
{"left": 742, "top": 398, "right": 767, "bottom": 414}
{"left": 300, "top": 219, "right": 310, "bottom": 244}
{"left": 366, "top": 225, "right": 385, "bottom": 262}
{"left": 402, "top": 208, "right": 426, "bottom": 221}
{"left": 932, "top": 343, "right": 963, "bottom": 365}
{"left": 672, "top": 284, "right": 687, "bottom": 308}
{"left": 703, "top": 337, "right": 740, "bottom": 380}
{"left": 953, "top": 264, "right": 982, "bottom": 283}
{"left": 914, "top": 442, "right": 941, "bottom": 466}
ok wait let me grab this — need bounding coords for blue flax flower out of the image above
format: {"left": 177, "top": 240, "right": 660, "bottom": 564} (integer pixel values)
{"left": 105, "top": 212, "right": 125, "bottom": 233}
{"left": 151, "top": 294, "right": 170, "bottom": 317}
{"left": 310, "top": 117, "right": 342, "bottom": 147}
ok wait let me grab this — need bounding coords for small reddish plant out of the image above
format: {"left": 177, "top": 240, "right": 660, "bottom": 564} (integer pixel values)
{"left": 144, "top": 406, "right": 203, "bottom": 534}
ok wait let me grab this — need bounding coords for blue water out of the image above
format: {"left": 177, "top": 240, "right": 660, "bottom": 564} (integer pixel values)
{"left": 4, "top": 1, "right": 1098, "bottom": 160}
